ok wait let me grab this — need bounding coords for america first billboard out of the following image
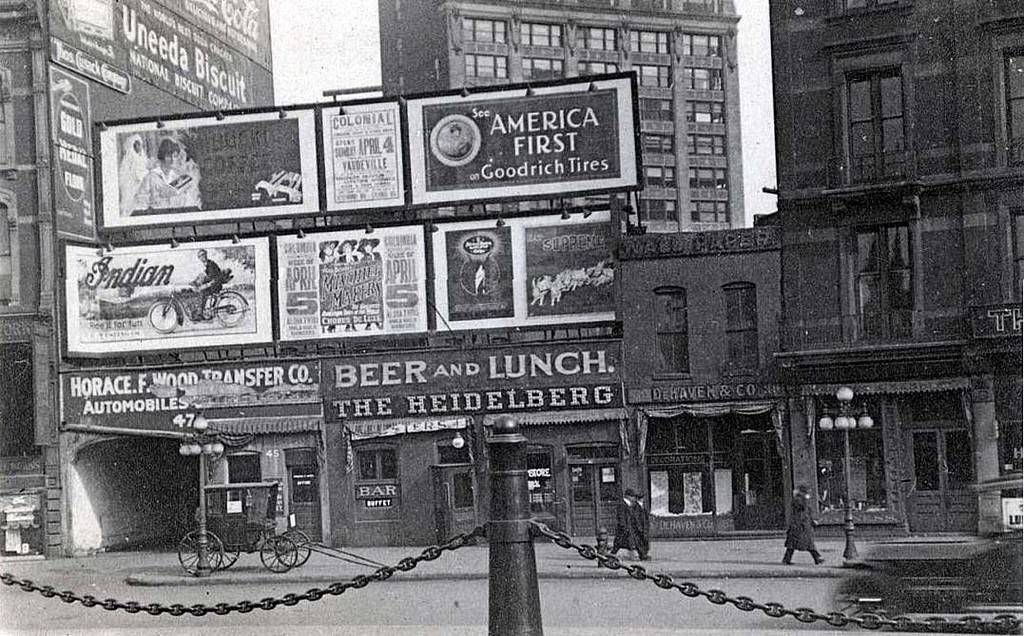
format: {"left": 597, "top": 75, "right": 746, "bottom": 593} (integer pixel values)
{"left": 324, "top": 341, "right": 623, "bottom": 421}
{"left": 406, "top": 74, "right": 639, "bottom": 206}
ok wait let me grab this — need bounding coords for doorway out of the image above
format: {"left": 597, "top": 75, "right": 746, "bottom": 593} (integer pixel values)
{"left": 733, "top": 430, "right": 784, "bottom": 530}
{"left": 285, "top": 449, "right": 322, "bottom": 542}
{"left": 568, "top": 451, "right": 620, "bottom": 538}
{"left": 906, "top": 428, "right": 977, "bottom": 533}
{"left": 431, "top": 464, "right": 477, "bottom": 543}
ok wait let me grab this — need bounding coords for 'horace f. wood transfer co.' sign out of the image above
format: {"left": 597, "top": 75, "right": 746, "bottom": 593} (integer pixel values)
{"left": 325, "top": 342, "right": 623, "bottom": 420}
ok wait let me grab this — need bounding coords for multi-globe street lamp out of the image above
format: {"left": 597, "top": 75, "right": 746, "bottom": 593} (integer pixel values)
{"left": 177, "top": 413, "right": 223, "bottom": 577}
{"left": 818, "top": 386, "right": 873, "bottom": 563}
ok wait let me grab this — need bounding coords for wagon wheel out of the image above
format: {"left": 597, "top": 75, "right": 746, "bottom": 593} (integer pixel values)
{"left": 219, "top": 543, "right": 241, "bottom": 570}
{"left": 178, "top": 530, "right": 225, "bottom": 575}
{"left": 259, "top": 535, "right": 298, "bottom": 573}
{"left": 283, "top": 529, "right": 312, "bottom": 567}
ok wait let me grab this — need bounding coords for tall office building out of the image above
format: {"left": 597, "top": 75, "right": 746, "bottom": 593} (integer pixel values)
{"left": 378, "top": 0, "right": 744, "bottom": 232}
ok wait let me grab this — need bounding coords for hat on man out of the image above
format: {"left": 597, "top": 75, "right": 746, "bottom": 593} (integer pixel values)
{"left": 624, "top": 488, "right": 637, "bottom": 497}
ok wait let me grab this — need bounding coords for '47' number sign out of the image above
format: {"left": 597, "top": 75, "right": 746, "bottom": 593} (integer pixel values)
{"left": 172, "top": 412, "right": 205, "bottom": 430}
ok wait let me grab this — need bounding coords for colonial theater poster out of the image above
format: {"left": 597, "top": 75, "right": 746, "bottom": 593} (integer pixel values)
{"left": 321, "top": 100, "right": 405, "bottom": 212}
{"left": 64, "top": 238, "right": 272, "bottom": 355}
{"left": 431, "top": 212, "right": 616, "bottom": 330}
{"left": 406, "top": 74, "right": 639, "bottom": 206}
{"left": 276, "top": 226, "right": 428, "bottom": 340}
{"left": 98, "top": 110, "right": 319, "bottom": 229}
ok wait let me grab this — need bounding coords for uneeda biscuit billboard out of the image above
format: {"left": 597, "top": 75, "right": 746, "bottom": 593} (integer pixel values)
{"left": 406, "top": 74, "right": 639, "bottom": 207}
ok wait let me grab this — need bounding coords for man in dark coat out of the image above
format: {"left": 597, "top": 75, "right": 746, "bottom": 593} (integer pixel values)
{"left": 783, "top": 485, "right": 824, "bottom": 564}
{"left": 612, "top": 488, "right": 646, "bottom": 560}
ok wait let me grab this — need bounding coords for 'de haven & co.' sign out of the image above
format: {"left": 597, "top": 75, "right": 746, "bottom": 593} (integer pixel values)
{"left": 324, "top": 342, "right": 623, "bottom": 420}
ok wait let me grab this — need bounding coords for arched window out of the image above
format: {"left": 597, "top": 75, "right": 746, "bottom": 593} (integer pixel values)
{"left": 654, "top": 286, "right": 688, "bottom": 373}
{"left": 723, "top": 282, "right": 758, "bottom": 370}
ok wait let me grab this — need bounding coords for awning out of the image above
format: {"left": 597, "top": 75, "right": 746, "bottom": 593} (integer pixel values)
{"left": 209, "top": 416, "right": 322, "bottom": 435}
{"left": 483, "top": 408, "right": 627, "bottom": 427}
{"left": 800, "top": 378, "right": 969, "bottom": 397}
{"left": 640, "top": 401, "right": 777, "bottom": 419}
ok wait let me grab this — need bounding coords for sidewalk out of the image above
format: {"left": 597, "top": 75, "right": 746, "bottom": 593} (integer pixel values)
{"left": 3, "top": 537, "right": 854, "bottom": 587}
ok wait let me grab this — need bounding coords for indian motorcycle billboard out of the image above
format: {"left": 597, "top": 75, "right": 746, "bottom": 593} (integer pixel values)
{"left": 405, "top": 74, "right": 639, "bottom": 207}
{"left": 324, "top": 341, "right": 623, "bottom": 421}
{"left": 64, "top": 237, "right": 272, "bottom": 356}
{"left": 276, "top": 225, "right": 428, "bottom": 341}
{"left": 430, "top": 212, "right": 616, "bottom": 330}
{"left": 98, "top": 109, "right": 318, "bottom": 229}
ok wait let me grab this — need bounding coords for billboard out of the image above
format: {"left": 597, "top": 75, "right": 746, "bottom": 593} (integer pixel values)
{"left": 50, "top": 65, "right": 97, "bottom": 241}
{"left": 321, "top": 101, "right": 405, "bottom": 212}
{"left": 431, "top": 212, "right": 616, "bottom": 330}
{"left": 49, "top": 0, "right": 273, "bottom": 108}
{"left": 406, "top": 74, "right": 638, "bottom": 206}
{"left": 98, "top": 110, "right": 318, "bottom": 229}
{"left": 64, "top": 237, "right": 272, "bottom": 355}
{"left": 323, "top": 341, "right": 623, "bottom": 421}
{"left": 61, "top": 360, "right": 320, "bottom": 435}
{"left": 276, "top": 226, "right": 428, "bottom": 341}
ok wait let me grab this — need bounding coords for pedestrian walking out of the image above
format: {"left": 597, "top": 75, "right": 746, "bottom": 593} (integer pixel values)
{"left": 783, "top": 485, "right": 824, "bottom": 565}
{"left": 611, "top": 488, "right": 645, "bottom": 560}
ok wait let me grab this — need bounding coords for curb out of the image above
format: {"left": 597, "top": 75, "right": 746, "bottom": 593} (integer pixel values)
{"left": 125, "top": 566, "right": 844, "bottom": 587}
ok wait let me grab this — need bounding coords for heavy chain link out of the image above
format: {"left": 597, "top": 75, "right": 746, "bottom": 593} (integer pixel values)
{"left": 0, "top": 526, "right": 486, "bottom": 617}
{"left": 530, "top": 520, "right": 1022, "bottom": 634}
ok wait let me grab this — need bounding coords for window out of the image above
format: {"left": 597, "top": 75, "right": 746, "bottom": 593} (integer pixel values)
{"left": 637, "top": 64, "right": 671, "bottom": 87}
{"left": 682, "top": 67, "right": 723, "bottom": 91}
{"left": 843, "top": 0, "right": 899, "bottom": 9}
{"left": 642, "top": 132, "right": 675, "bottom": 154}
{"left": 644, "top": 165, "right": 676, "bottom": 188}
{"left": 847, "top": 70, "right": 906, "bottom": 181}
{"left": 357, "top": 447, "right": 398, "bottom": 480}
{"left": 816, "top": 403, "right": 888, "bottom": 512}
{"left": 681, "top": 34, "right": 722, "bottom": 57}
{"left": 1014, "top": 212, "right": 1024, "bottom": 293}
{"left": 686, "top": 101, "right": 725, "bottom": 123}
{"left": 654, "top": 287, "right": 689, "bottom": 373}
{"left": 723, "top": 282, "right": 758, "bottom": 369}
{"left": 1006, "top": 50, "right": 1024, "bottom": 164}
{"left": 640, "top": 198, "right": 676, "bottom": 222}
{"left": 630, "top": 30, "right": 670, "bottom": 54}
{"left": 0, "top": 344, "right": 33, "bottom": 456}
{"left": 856, "top": 225, "right": 912, "bottom": 339}
{"left": 583, "top": 27, "right": 617, "bottom": 51}
{"left": 690, "top": 200, "right": 728, "bottom": 223}
{"left": 688, "top": 167, "right": 727, "bottom": 189}
{"left": 687, "top": 134, "right": 726, "bottom": 156}
{"left": 521, "top": 22, "right": 562, "bottom": 47}
{"left": 523, "top": 57, "right": 563, "bottom": 80}
{"left": 0, "top": 203, "right": 9, "bottom": 302}
{"left": 527, "top": 446, "right": 555, "bottom": 516}
{"left": 451, "top": 472, "right": 475, "bottom": 509}
{"left": 0, "top": 69, "right": 10, "bottom": 167}
{"left": 227, "top": 454, "right": 261, "bottom": 483}
{"left": 579, "top": 61, "right": 618, "bottom": 76}
{"left": 462, "top": 18, "right": 506, "bottom": 43}
{"left": 640, "top": 97, "right": 673, "bottom": 121}
{"left": 465, "top": 54, "right": 507, "bottom": 79}
{"left": 437, "top": 441, "right": 471, "bottom": 464}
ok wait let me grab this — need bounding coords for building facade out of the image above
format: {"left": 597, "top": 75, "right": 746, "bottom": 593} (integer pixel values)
{"left": 770, "top": 0, "right": 1023, "bottom": 536}
{"left": 0, "top": 0, "right": 276, "bottom": 557}
{"left": 378, "top": 0, "right": 745, "bottom": 232}
{"left": 619, "top": 223, "right": 784, "bottom": 537}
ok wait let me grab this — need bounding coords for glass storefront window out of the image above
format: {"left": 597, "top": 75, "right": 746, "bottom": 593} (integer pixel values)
{"left": 527, "top": 447, "right": 555, "bottom": 515}
{"left": 816, "top": 426, "right": 888, "bottom": 512}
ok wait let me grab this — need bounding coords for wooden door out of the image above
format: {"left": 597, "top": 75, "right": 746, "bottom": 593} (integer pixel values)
{"left": 906, "top": 429, "right": 977, "bottom": 533}
{"left": 431, "top": 465, "right": 477, "bottom": 543}
{"left": 569, "top": 463, "right": 619, "bottom": 537}
{"left": 288, "top": 464, "right": 322, "bottom": 542}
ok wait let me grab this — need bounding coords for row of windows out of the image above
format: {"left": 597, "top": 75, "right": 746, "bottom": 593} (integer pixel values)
{"left": 689, "top": 167, "right": 729, "bottom": 189}
{"left": 635, "top": 198, "right": 732, "bottom": 225}
{"left": 461, "top": 18, "right": 723, "bottom": 57}
{"left": 687, "top": 134, "right": 727, "bottom": 156}
{"left": 654, "top": 283, "right": 757, "bottom": 374}
{"left": 637, "top": 99, "right": 726, "bottom": 124}
{"left": 644, "top": 165, "right": 676, "bottom": 188}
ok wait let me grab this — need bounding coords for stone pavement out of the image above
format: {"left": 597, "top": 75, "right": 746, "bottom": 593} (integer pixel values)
{"left": 1, "top": 536, "right": 856, "bottom": 587}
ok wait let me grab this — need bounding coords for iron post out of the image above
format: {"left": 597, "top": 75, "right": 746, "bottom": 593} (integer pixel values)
{"left": 195, "top": 447, "right": 213, "bottom": 577}
{"left": 841, "top": 427, "right": 858, "bottom": 562}
{"left": 487, "top": 415, "right": 543, "bottom": 636}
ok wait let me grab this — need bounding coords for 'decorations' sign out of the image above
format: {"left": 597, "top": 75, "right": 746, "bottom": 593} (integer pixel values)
{"left": 98, "top": 110, "right": 318, "bottom": 229}
{"left": 321, "top": 101, "right": 405, "bottom": 211}
{"left": 61, "top": 360, "right": 320, "bottom": 434}
{"left": 406, "top": 74, "right": 638, "bottom": 206}
{"left": 276, "top": 226, "right": 428, "bottom": 341}
{"left": 324, "top": 341, "right": 623, "bottom": 420}
{"left": 64, "top": 238, "right": 272, "bottom": 355}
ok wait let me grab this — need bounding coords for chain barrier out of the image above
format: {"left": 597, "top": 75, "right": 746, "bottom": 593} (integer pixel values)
{"left": 530, "top": 520, "right": 1022, "bottom": 634}
{"left": 0, "top": 525, "right": 486, "bottom": 617}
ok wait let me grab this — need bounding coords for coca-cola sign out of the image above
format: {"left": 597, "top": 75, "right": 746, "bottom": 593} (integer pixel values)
{"left": 169, "top": 0, "right": 271, "bottom": 69}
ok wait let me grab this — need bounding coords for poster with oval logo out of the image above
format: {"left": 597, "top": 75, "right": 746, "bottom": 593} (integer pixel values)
{"left": 432, "top": 212, "right": 615, "bottom": 330}
{"left": 64, "top": 238, "right": 272, "bottom": 356}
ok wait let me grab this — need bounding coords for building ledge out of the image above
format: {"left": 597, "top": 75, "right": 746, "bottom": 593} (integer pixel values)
{"left": 775, "top": 339, "right": 967, "bottom": 370}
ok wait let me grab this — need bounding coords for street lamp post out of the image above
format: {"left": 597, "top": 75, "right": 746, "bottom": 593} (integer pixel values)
{"left": 177, "top": 414, "right": 224, "bottom": 577}
{"left": 818, "top": 386, "right": 873, "bottom": 564}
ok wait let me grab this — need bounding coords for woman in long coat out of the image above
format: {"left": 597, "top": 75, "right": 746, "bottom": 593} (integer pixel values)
{"left": 783, "top": 485, "right": 824, "bottom": 564}
{"left": 611, "top": 488, "right": 643, "bottom": 559}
